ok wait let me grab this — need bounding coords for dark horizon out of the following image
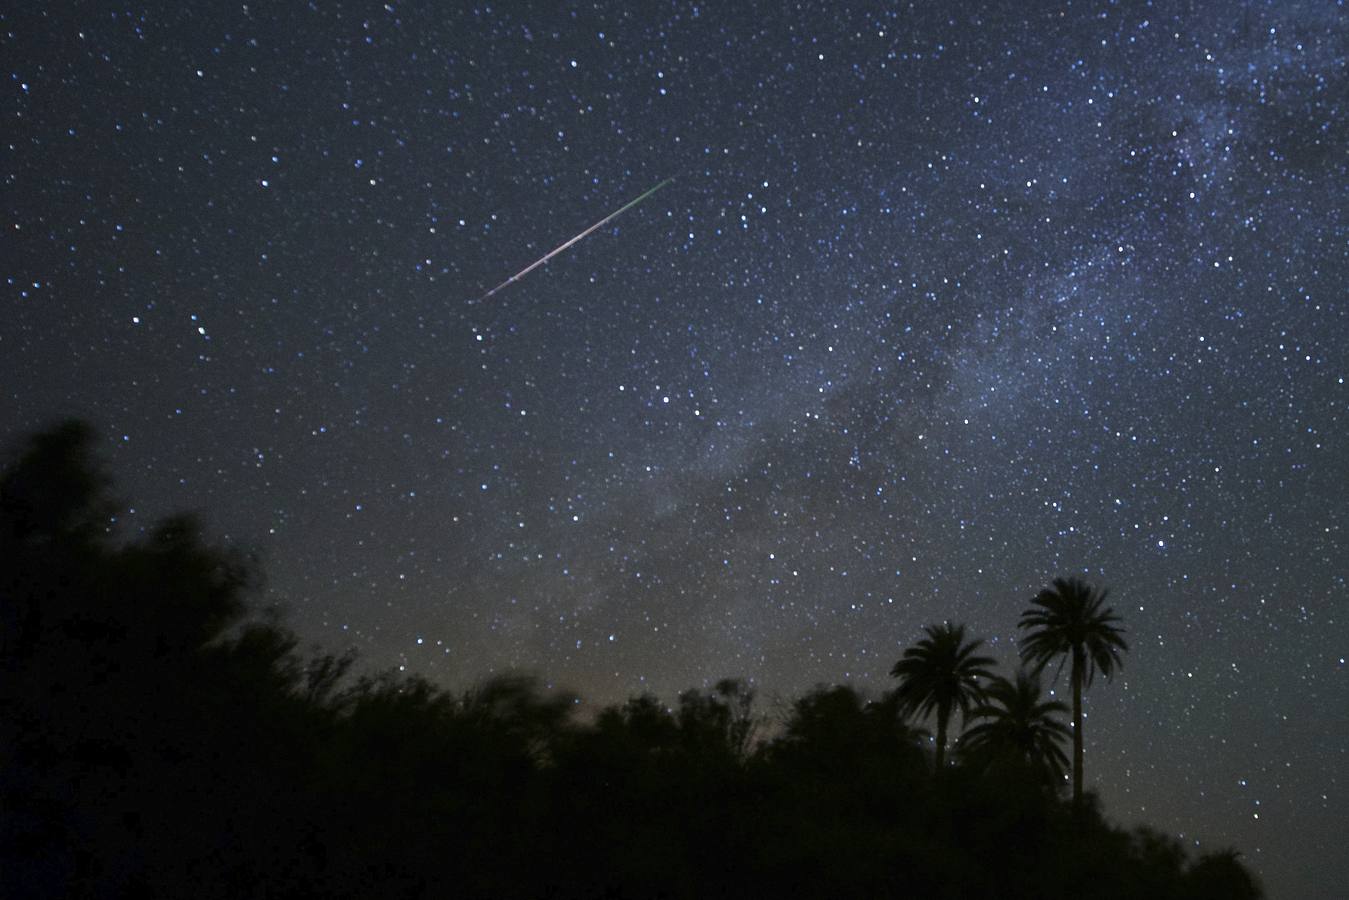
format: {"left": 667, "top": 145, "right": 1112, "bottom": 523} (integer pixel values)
{"left": 3, "top": 3, "right": 1345, "bottom": 897}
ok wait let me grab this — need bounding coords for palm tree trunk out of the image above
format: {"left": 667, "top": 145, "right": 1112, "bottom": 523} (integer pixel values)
{"left": 1071, "top": 649, "right": 1084, "bottom": 809}
{"left": 935, "top": 702, "right": 949, "bottom": 772}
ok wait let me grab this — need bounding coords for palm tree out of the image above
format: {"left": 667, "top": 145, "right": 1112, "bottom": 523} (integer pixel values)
{"left": 1018, "top": 576, "right": 1128, "bottom": 808}
{"left": 889, "top": 622, "right": 995, "bottom": 771}
{"left": 960, "top": 670, "right": 1071, "bottom": 786}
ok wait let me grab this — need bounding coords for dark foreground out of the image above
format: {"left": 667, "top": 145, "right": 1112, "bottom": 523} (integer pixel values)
{"left": 1, "top": 422, "right": 1262, "bottom": 899}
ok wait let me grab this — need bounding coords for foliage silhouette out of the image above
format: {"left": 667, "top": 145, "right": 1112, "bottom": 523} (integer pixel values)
{"left": 889, "top": 622, "right": 996, "bottom": 771}
{"left": 959, "top": 669, "right": 1071, "bottom": 788}
{"left": 0, "top": 421, "right": 1261, "bottom": 899}
{"left": 1019, "top": 577, "right": 1129, "bottom": 808}
{"left": 676, "top": 677, "right": 760, "bottom": 765}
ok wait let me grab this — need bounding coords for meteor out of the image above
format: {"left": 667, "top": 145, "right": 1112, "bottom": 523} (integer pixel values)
{"left": 476, "top": 178, "right": 673, "bottom": 302}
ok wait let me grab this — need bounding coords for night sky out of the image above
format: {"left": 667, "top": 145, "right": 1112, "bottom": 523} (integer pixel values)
{"left": 4, "top": 2, "right": 1346, "bottom": 895}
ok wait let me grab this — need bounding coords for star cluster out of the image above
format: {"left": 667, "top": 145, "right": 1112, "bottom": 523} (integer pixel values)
{"left": 3, "top": 3, "right": 1345, "bottom": 896}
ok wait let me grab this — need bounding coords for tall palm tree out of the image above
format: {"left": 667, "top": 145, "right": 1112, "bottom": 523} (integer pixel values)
{"left": 960, "top": 670, "right": 1071, "bottom": 786}
{"left": 890, "top": 622, "right": 995, "bottom": 771}
{"left": 1018, "top": 576, "right": 1128, "bottom": 808}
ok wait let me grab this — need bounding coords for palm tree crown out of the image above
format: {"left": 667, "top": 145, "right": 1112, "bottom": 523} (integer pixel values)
{"left": 960, "top": 670, "right": 1071, "bottom": 786}
{"left": 1018, "top": 576, "right": 1128, "bottom": 807}
{"left": 1019, "top": 577, "right": 1128, "bottom": 686}
{"left": 890, "top": 622, "right": 996, "bottom": 771}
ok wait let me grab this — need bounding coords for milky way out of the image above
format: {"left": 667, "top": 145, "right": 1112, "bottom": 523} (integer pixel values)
{"left": 3, "top": 3, "right": 1345, "bottom": 895}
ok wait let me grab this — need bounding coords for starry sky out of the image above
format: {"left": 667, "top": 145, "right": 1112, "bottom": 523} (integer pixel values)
{"left": 3, "top": 2, "right": 1346, "bottom": 895}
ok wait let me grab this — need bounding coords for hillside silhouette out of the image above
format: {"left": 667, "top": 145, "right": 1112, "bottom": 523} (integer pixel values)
{"left": 1, "top": 421, "right": 1263, "bottom": 899}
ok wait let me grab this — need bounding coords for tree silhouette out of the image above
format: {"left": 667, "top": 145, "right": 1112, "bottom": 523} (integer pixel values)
{"left": 772, "top": 684, "right": 928, "bottom": 782}
{"left": 1018, "top": 576, "right": 1128, "bottom": 808}
{"left": 0, "top": 421, "right": 301, "bottom": 897}
{"left": 890, "top": 623, "right": 995, "bottom": 771}
{"left": 960, "top": 669, "right": 1071, "bottom": 787}
{"left": 1186, "top": 848, "right": 1264, "bottom": 900}
{"left": 0, "top": 419, "right": 115, "bottom": 542}
{"left": 676, "top": 677, "right": 760, "bottom": 765}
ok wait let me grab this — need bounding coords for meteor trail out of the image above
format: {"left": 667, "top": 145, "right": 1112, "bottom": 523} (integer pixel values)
{"left": 476, "top": 178, "right": 673, "bottom": 302}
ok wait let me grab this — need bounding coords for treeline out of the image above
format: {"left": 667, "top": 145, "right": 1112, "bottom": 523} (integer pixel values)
{"left": 1, "top": 422, "right": 1262, "bottom": 899}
